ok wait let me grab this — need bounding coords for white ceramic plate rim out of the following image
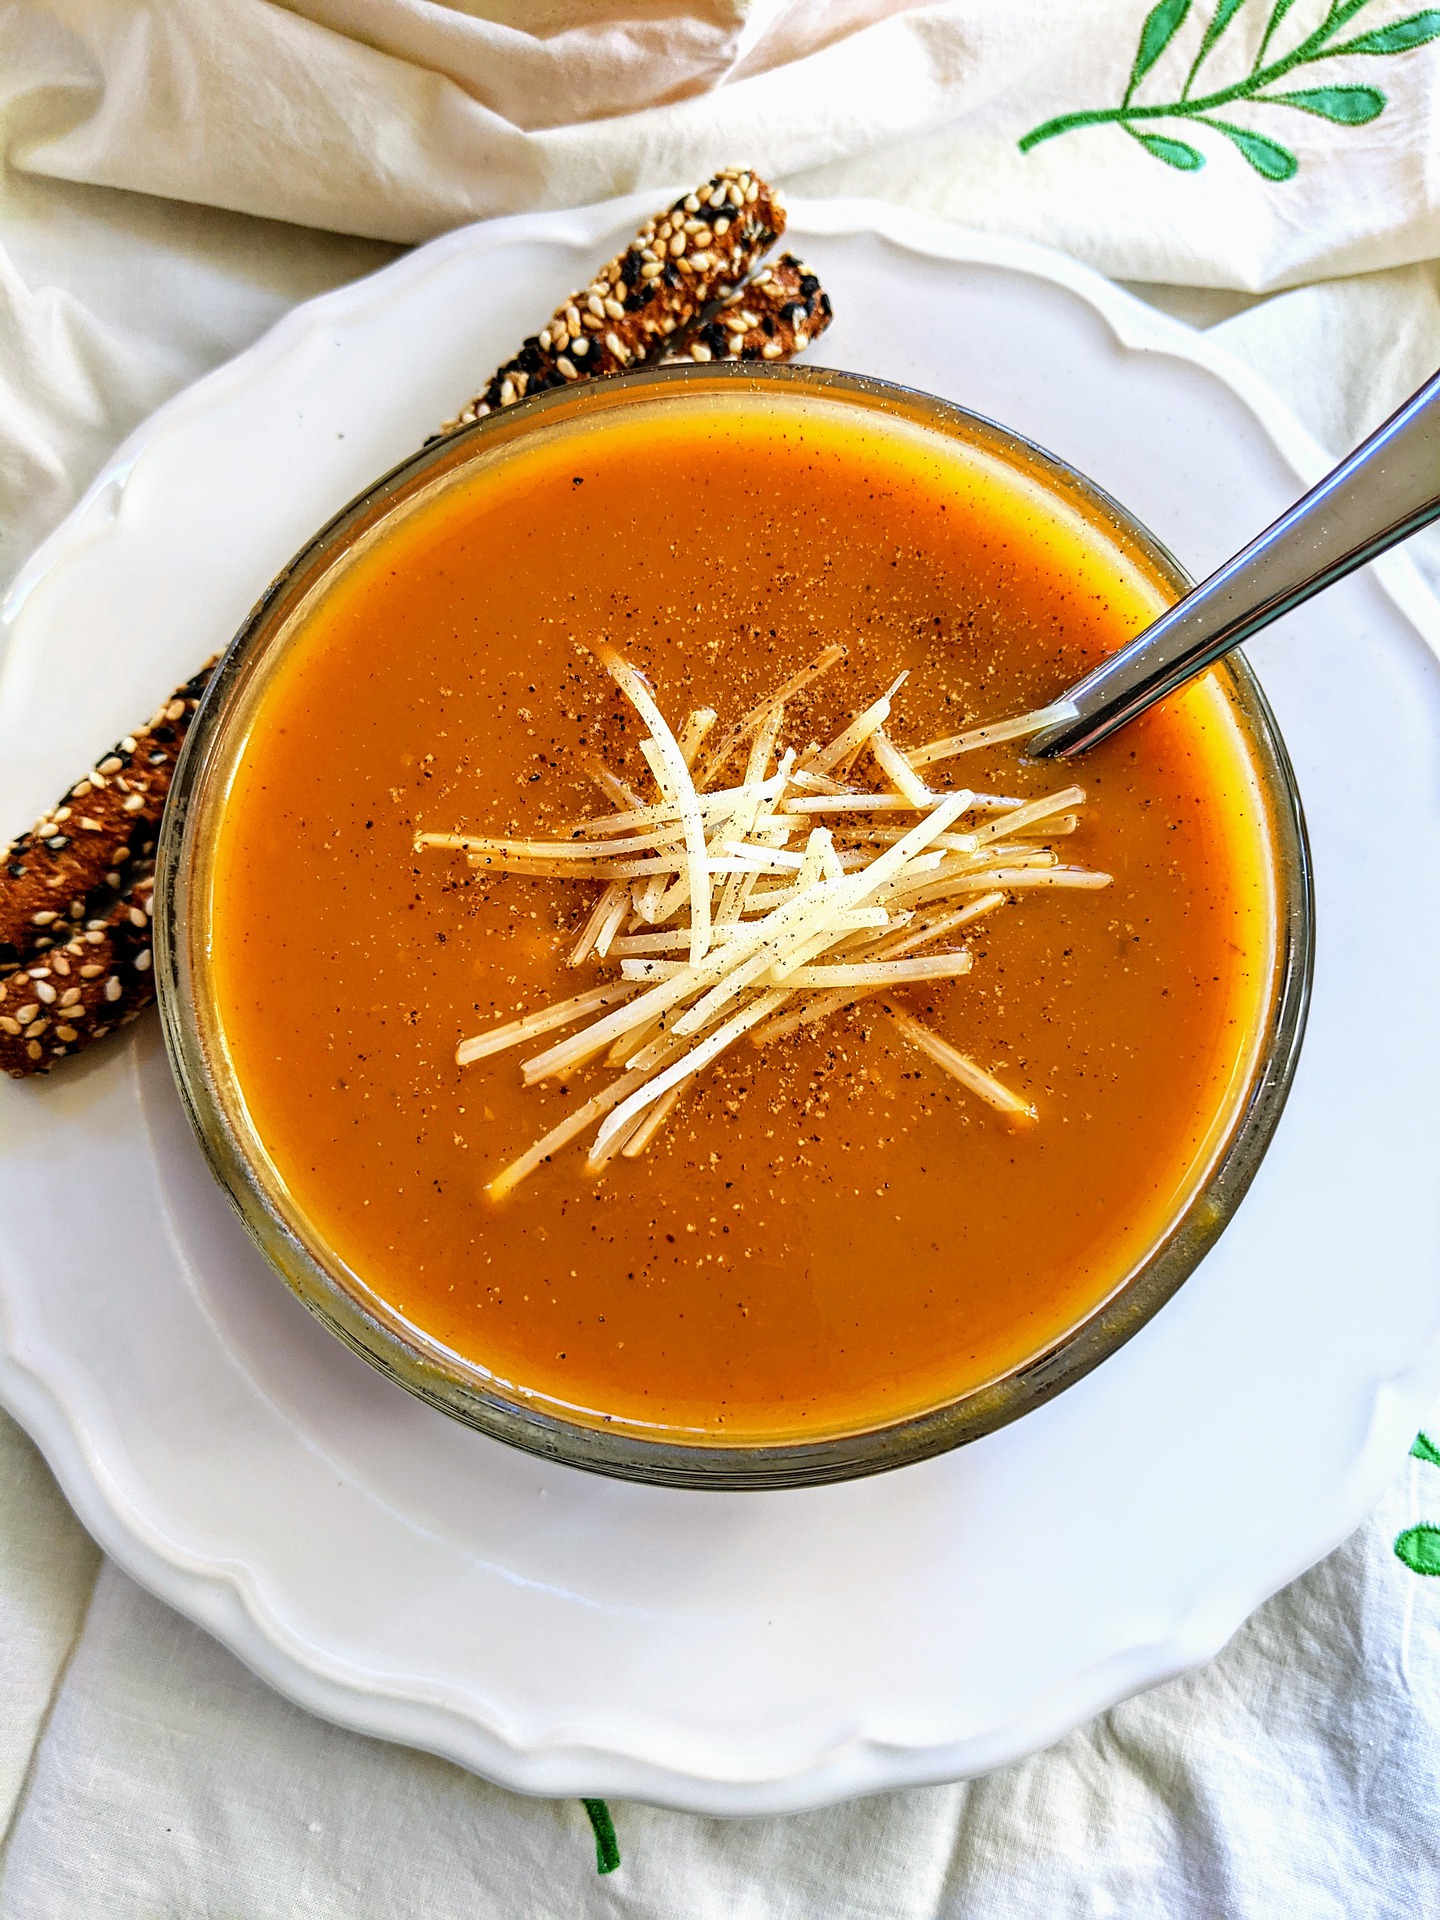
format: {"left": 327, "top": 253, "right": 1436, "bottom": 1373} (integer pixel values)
{"left": 2, "top": 195, "right": 1438, "bottom": 1814}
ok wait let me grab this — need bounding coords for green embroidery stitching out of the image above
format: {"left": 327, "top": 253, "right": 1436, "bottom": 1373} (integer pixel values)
{"left": 1395, "top": 1523, "right": 1440, "bottom": 1574}
{"left": 1019, "top": 0, "right": 1440, "bottom": 177}
{"left": 582, "top": 1798, "right": 621, "bottom": 1874}
{"left": 1394, "top": 1432, "right": 1440, "bottom": 1575}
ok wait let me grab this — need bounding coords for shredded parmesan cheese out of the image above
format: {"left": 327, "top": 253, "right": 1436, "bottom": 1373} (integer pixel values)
{"left": 419, "top": 653, "right": 1113, "bottom": 1193}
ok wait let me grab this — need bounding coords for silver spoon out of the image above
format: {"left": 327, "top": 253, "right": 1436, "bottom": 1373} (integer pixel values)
{"left": 1028, "top": 366, "right": 1440, "bottom": 759}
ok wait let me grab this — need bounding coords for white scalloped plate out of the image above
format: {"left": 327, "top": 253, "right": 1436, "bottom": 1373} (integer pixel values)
{"left": 2, "top": 198, "right": 1439, "bottom": 1816}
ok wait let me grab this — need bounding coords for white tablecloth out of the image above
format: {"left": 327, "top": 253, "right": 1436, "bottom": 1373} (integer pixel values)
{"left": 3, "top": 4, "right": 1440, "bottom": 1911}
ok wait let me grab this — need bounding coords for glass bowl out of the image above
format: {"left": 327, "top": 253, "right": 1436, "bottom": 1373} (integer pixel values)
{"left": 155, "top": 364, "right": 1313, "bottom": 1489}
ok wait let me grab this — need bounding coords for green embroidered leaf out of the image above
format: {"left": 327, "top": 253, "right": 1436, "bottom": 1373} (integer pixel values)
{"left": 582, "top": 1799, "right": 621, "bottom": 1875}
{"left": 1208, "top": 117, "right": 1299, "bottom": 176}
{"left": 1135, "top": 131, "right": 1208, "bottom": 166}
{"left": 1412, "top": 1430, "right": 1440, "bottom": 1466}
{"left": 1266, "top": 83, "right": 1386, "bottom": 120}
{"left": 1261, "top": 0, "right": 1300, "bottom": 38}
{"left": 1195, "top": 0, "right": 1252, "bottom": 66}
{"left": 1395, "top": 1523, "right": 1440, "bottom": 1575}
{"left": 1327, "top": 10, "right": 1440, "bottom": 55}
{"left": 1132, "top": 0, "right": 1194, "bottom": 87}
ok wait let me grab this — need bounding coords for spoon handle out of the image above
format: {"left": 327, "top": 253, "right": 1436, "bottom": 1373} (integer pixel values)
{"left": 1029, "top": 366, "right": 1440, "bottom": 759}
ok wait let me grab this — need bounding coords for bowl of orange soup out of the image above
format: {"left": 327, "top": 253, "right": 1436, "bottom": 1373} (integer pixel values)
{"left": 155, "top": 365, "right": 1311, "bottom": 1487}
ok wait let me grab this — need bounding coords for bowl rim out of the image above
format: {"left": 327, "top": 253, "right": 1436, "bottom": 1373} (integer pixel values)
{"left": 154, "top": 361, "right": 1314, "bottom": 1490}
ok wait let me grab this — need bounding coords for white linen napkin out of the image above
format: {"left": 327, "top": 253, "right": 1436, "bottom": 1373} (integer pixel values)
{"left": 2, "top": 3, "right": 1439, "bottom": 1913}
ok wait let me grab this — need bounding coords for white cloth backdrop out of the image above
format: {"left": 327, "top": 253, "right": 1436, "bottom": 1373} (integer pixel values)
{"left": 3, "top": 2, "right": 1440, "bottom": 1912}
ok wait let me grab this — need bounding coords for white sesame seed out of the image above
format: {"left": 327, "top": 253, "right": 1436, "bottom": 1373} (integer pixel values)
{"left": 0, "top": 1018, "right": 18, "bottom": 1036}
{"left": 121, "top": 736, "right": 136, "bottom": 753}
{"left": 714, "top": 216, "right": 731, "bottom": 236}
{"left": 122, "top": 794, "right": 145, "bottom": 812}
{"left": 60, "top": 988, "right": 81, "bottom": 1008}
{"left": 604, "top": 332, "right": 630, "bottom": 362}
{"left": 56, "top": 1025, "right": 78, "bottom": 1043}
{"left": 104, "top": 977, "right": 122, "bottom": 1002}
{"left": 499, "top": 378, "right": 516, "bottom": 406}
{"left": 165, "top": 700, "right": 185, "bottom": 721}
{"left": 669, "top": 233, "right": 686, "bottom": 257}
{"left": 80, "top": 965, "right": 104, "bottom": 979}
{"left": 640, "top": 261, "right": 664, "bottom": 280}
{"left": 604, "top": 297, "right": 624, "bottom": 322}
{"left": 34, "top": 981, "right": 56, "bottom": 1004}
{"left": 17, "top": 1005, "right": 37, "bottom": 1025}
{"left": 31, "top": 911, "right": 56, "bottom": 926}
{"left": 570, "top": 336, "right": 590, "bottom": 357}
{"left": 25, "top": 1041, "right": 39, "bottom": 1061}
{"left": 587, "top": 293, "right": 605, "bottom": 319}
{"left": 762, "top": 342, "right": 783, "bottom": 358}
{"left": 52, "top": 956, "right": 70, "bottom": 976}
{"left": 556, "top": 356, "right": 578, "bottom": 380}
{"left": 690, "top": 343, "right": 713, "bottom": 361}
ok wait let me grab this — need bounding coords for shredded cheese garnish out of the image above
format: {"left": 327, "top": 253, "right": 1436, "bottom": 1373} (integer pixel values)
{"left": 418, "top": 653, "right": 1112, "bottom": 1196}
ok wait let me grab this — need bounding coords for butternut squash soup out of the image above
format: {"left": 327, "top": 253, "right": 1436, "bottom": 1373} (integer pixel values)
{"left": 204, "top": 380, "right": 1284, "bottom": 1448}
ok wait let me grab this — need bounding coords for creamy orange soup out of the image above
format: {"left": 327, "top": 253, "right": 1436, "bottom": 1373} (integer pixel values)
{"left": 209, "top": 390, "right": 1276, "bottom": 1443}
